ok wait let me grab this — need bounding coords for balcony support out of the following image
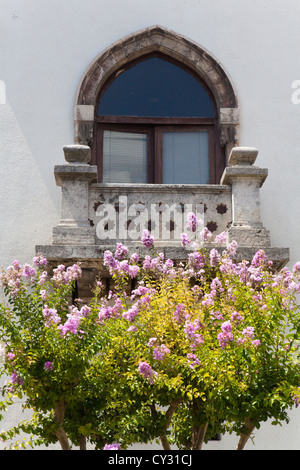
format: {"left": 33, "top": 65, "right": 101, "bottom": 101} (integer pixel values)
{"left": 52, "top": 145, "right": 98, "bottom": 245}
{"left": 220, "top": 147, "right": 271, "bottom": 247}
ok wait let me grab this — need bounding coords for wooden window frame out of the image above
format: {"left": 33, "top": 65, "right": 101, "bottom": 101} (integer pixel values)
{"left": 92, "top": 116, "right": 223, "bottom": 184}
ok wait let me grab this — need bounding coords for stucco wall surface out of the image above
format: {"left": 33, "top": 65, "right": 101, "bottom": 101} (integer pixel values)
{"left": 1, "top": 0, "right": 300, "bottom": 450}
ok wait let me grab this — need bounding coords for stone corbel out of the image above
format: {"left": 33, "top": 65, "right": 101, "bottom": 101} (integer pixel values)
{"left": 52, "top": 145, "right": 98, "bottom": 245}
{"left": 220, "top": 147, "right": 271, "bottom": 248}
{"left": 219, "top": 107, "right": 240, "bottom": 162}
{"left": 74, "top": 105, "right": 95, "bottom": 146}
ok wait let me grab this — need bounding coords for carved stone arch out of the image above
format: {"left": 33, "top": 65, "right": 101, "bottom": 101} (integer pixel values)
{"left": 75, "top": 25, "right": 239, "bottom": 157}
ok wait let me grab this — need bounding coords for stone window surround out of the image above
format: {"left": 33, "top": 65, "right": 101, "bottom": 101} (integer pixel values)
{"left": 74, "top": 25, "right": 240, "bottom": 162}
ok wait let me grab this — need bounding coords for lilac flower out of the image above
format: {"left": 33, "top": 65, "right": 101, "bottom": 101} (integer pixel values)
{"left": 200, "top": 227, "right": 213, "bottom": 242}
{"left": 210, "top": 310, "right": 224, "bottom": 321}
{"left": 215, "top": 231, "right": 227, "bottom": 245}
{"left": 6, "top": 352, "right": 15, "bottom": 361}
{"left": 128, "top": 265, "right": 140, "bottom": 279}
{"left": 242, "top": 326, "right": 255, "bottom": 338}
{"left": 38, "top": 271, "right": 48, "bottom": 285}
{"left": 103, "top": 250, "right": 118, "bottom": 270}
{"left": 114, "top": 243, "right": 129, "bottom": 260}
{"left": 252, "top": 339, "right": 261, "bottom": 347}
{"left": 181, "top": 233, "right": 191, "bottom": 247}
{"left": 52, "top": 264, "right": 82, "bottom": 285}
{"left": 43, "top": 305, "right": 61, "bottom": 327}
{"left": 12, "top": 260, "right": 21, "bottom": 270}
{"left": 40, "top": 289, "right": 48, "bottom": 300}
{"left": 187, "top": 353, "right": 201, "bottom": 368}
{"left": 130, "top": 253, "right": 139, "bottom": 263}
{"left": 11, "top": 370, "right": 24, "bottom": 387}
{"left": 217, "top": 321, "right": 234, "bottom": 348}
{"left": 230, "top": 311, "right": 244, "bottom": 324}
{"left": 22, "top": 264, "right": 36, "bottom": 281}
{"left": 33, "top": 255, "right": 48, "bottom": 268}
{"left": 219, "top": 257, "right": 237, "bottom": 275}
{"left": 80, "top": 305, "right": 91, "bottom": 317}
{"left": 153, "top": 344, "right": 170, "bottom": 361}
{"left": 217, "top": 331, "right": 234, "bottom": 348}
{"left": 293, "top": 262, "right": 300, "bottom": 274}
{"left": 201, "top": 294, "right": 215, "bottom": 307}
{"left": 188, "top": 252, "right": 205, "bottom": 271}
{"left": 210, "top": 277, "right": 224, "bottom": 297}
{"left": 173, "top": 304, "right": 190, "bottom": 324}
{"left": 142, "top": 229, "right": 154, "bottom": 249}
{"left": 184, "top": 320, "right": 204, "bottom": 349}
{"left": 251, "top": 250, "right": 267, "bottom": 267}
{"left": 138, "top": 361, "right": 157, "bottom": 383}
{"left": 225, "top": 240, "right": 238, "bottom": 257}
{"left": 186, "top": 213, "right": 201, "bottom": 232}
{"left": 127, "top": 325, "right": 137, "bottom": 332}
{"left": 131, "top": 285, "right": 153, "bottom": 300}
{"left": 122, "top": 304, "right": 139, "bottom": 322}
{"left": 209, "top": 248, "right": 220, "bottom": 267}
{"left": 98, "top": 298, "right": 123, "bottom": 323}
{"left": 58, "top": 307, "right": 82, "bottom": 335}
{"left": 44, "top": 361, "right": 53, "bottom": 371}
{"left": 221, "top": 321, "right": 232, "bottom": 333}
{"left": 147, "top": 337, "right": 157, "bottom": 348}
{"left": 104, "top": 443, "right": 121, "bottom": 450}
{"left": 0, "top": 263, "right": 22, "bottom": 295}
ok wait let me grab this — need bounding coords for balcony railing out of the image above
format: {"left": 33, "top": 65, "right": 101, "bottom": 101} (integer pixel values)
{"left": 36, "top": 145, "right": 289, "bottom": 273}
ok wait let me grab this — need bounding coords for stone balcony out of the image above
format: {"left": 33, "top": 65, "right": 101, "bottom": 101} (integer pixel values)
{"left": 36, "top": 145, "right": 289, "bottom": 298}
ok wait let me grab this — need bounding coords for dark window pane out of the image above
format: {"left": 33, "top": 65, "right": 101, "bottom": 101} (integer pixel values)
{"left": 98, "top": 57, "right": 215, "bottom": 118}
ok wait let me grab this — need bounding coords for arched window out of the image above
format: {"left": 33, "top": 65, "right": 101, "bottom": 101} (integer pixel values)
{"left": 92, "top": 55, "right": 222, "bottom": 184}
{"left": 76, "top": 27, "right": 239, "bottom": 183}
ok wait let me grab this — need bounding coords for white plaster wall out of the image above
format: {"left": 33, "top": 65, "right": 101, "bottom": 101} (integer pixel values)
{"left": 1, "top": 0, "right": 300, "bottom": 450}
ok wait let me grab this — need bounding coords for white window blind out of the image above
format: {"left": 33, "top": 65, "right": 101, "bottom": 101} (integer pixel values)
{"left": 162, "top": 131, "right": 209, "bottom": 184}
{"left": 103, "top": 131, "right": 148, "bottom": 183}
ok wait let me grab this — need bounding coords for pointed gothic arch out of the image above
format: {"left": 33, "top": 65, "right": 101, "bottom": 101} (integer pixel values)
{"left": 75, "top": 26, "right": 239, "bottom": 165}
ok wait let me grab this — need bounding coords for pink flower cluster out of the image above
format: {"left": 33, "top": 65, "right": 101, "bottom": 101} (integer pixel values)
{"left": 173, "top": 303, "right": 190, "bottom": 324}
{"left": 138, "top": 361, "right": 157, "bottom": 383}
{"left": 104, "top": 443, "right": 121, "bottom": 450}
{"left": 52, "top": 264, "right": 82, "bottom": 285}
{"left": 104, "top": 250, "right": 140, "bottom": 279}
{"left": 187, "top": 353, "right": 201, "bottom": 369}
{"left": 11, "top": 369, "right": 24, "bottom": 387}
{"left": 181, "top": 233, "right": 191, "bottom": 247}
{"left": 122, "top": 304, "right": 139, "bottom": 322}
{"left": 217, "top": 321, "right": 234, "bottom": 349}
{"left": 44, "top": 361, "right": 53, "bottom": 371}
{"left": 58, "top": 305, "right": 90, "bottom": 336}
{"left": 142, "top": 229, "right": 154, "bottom": 249}
{"left": 147, "top": 338, "right": 170, "bottom": 361}
{"left": 98, "top": 297, "right": 123, "bottom": 323}
{"left": 186, "top": 213, "right": 201, "bottom": 232}
{"left": 43, "top": 305, "right": 61, "bottom": 327}
{"left": 184, "top": 319, "right": 204, "bottom": 350}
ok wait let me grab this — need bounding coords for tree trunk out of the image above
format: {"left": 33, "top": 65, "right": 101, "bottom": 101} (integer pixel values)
{"left": 192, "top": 422, "right": 208, "bottom": 450}
{"left": 236, "top": 418, "right": 255, "bottom": 450}
{"left": 79, "top": 435, "right": 87, "bottom": 450}
{"left": 157, "top": 400, "right": 181, "bottom": 450}
{"left": 54, "top": 400, "right": 71, "bottom": 450}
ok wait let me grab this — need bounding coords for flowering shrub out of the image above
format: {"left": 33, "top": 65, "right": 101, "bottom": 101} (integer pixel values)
{"left": 0, "top": 219, "right": 300, "bottom": 450}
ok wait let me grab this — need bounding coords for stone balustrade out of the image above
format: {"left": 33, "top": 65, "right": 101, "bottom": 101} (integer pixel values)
{"left": 36, "top": 145, "right": 289, "bottom": 285}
